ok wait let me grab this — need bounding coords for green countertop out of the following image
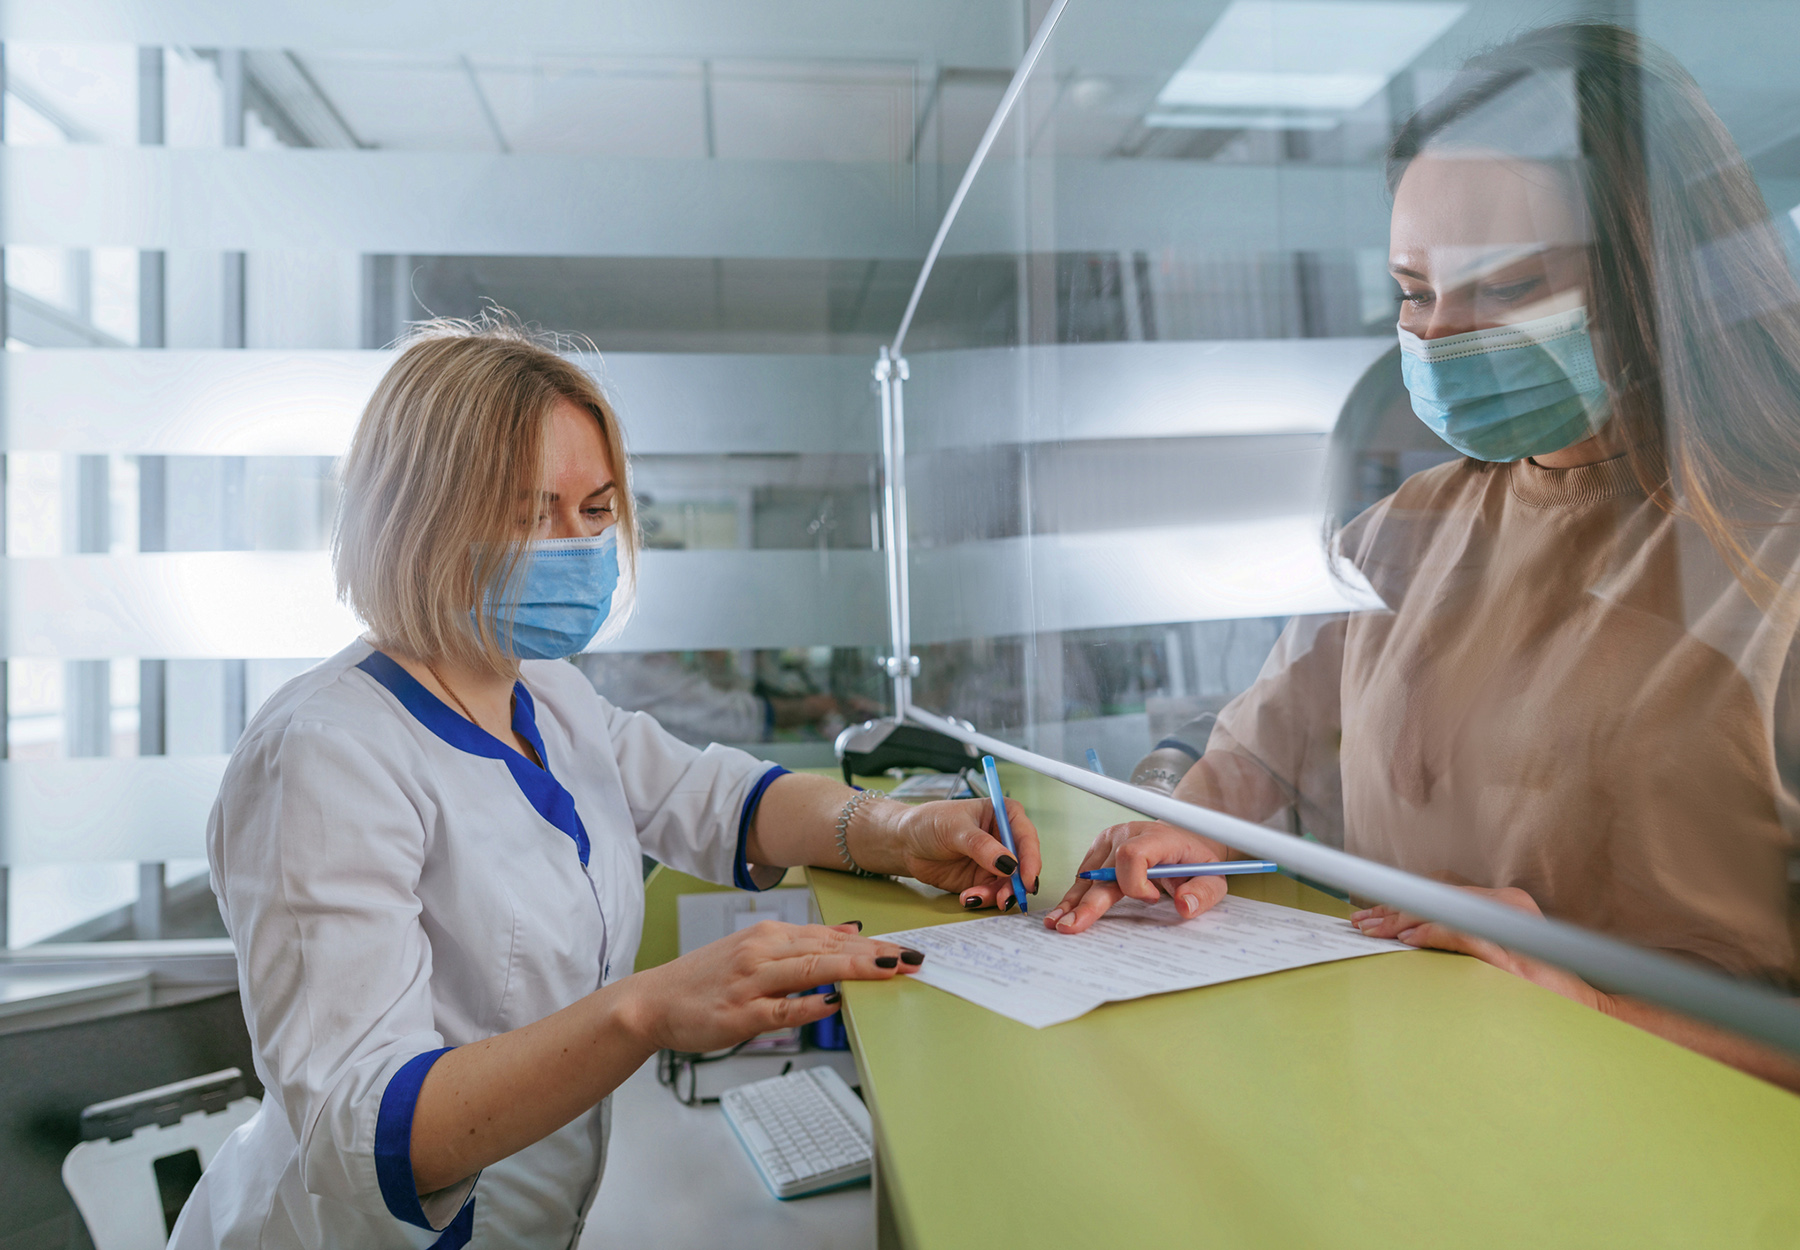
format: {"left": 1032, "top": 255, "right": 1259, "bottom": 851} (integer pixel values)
{"left": 808, "top": 766, "right": 1800, "bottom": 1249}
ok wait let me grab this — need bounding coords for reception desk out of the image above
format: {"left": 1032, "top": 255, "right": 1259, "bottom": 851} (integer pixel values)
{"left": 805, "top": 766, "right": 1800, "bottom": 1249}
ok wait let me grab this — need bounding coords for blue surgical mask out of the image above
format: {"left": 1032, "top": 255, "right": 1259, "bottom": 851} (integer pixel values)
{"left": 1397, "top": 304, "right": 1608, "bottom": 462}
{"left": 480, "top": 530, "right": 621, "bottom": 661}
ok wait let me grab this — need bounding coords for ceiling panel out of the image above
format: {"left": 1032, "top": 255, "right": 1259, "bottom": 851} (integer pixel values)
{"left": 711, "top": 63, "right": 915, "bottom": 164}
{"left": 0, "top": 0, "right": 1023, "bottom": 68}
{"left": 475, "top": 60, "right": 710, "bottom": 159}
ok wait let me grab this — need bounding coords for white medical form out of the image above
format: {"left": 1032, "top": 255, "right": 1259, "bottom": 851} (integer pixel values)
{"left": 879, "top": 895, "right": 1415, "bottom": 1028}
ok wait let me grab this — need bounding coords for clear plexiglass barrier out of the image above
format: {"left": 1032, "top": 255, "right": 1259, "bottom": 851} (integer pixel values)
{"left": 888, "top": 0, "right": 1800, "bottom": 1065}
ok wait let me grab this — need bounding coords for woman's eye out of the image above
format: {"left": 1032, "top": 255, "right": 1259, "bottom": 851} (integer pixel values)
{"left": 1400, "top": 290, "right": 1432, "bottom": 306}
{"left": 1483, "top": 278, "right": 1541, "bottom": 302}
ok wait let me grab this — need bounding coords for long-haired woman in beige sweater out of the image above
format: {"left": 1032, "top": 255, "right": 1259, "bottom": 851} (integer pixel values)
{"left": 1050, "top": 23, "right": 1800, "bottom": 1091}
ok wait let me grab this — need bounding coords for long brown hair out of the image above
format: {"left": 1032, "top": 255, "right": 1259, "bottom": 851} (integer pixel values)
{"left": 1389, "top": 22, "right": 1800, "bottom": 591}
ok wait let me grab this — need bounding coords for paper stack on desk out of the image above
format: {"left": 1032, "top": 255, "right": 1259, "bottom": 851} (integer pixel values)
{"left": 879, "top": 895, "right": 1414, "bottom": 1028}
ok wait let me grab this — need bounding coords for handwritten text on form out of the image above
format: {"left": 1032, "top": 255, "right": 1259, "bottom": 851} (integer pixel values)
{"left": 881, "top": 895, "right": 1414, "bottom": 1028}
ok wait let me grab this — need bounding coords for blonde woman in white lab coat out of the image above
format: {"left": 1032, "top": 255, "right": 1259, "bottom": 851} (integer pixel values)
{"left": 170, "top": 319, "right": 1040, "bottom": 1248}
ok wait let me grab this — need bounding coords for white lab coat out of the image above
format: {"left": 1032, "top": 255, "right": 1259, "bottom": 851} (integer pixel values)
{"left": 169, "top": 640, "right": 781, "bottom": 1249}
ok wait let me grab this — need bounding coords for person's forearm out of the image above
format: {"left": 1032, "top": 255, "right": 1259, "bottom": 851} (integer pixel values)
{"left": 744, "top": 773, "right": 907, "bottom": 874}
{"left": 409, "top": 977, "right": 658, "bottom": 1194}
{"left": 1168, "top": 754, "right": 1290, "bottom": 854}
{"left": 1602, "top": 993, "right": 1800, "bottom": 1093}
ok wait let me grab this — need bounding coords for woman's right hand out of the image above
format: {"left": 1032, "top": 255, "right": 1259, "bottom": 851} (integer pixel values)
{"left": 1042, "top": 822, "right": 1233, "bottom": 934}
{"left": 618, "top": 921, "right": 922, "bottom": 1054}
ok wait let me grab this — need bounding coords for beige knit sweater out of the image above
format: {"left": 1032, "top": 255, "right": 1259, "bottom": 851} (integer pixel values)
{"left": 1211, "top": 452, "right": 1800, "bottom": 984}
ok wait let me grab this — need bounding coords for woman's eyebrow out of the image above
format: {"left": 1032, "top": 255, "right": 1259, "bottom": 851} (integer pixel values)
{"left": 1389, "top": 264, "right": 1429, "bottom": 281}
{"left": 538, "top": 481, "right": 616, "bottom": 504}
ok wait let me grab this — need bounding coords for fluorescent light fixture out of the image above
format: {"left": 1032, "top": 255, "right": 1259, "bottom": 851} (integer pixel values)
{"left": 1157, "top": 0, "right": 1466, "bottom": 114}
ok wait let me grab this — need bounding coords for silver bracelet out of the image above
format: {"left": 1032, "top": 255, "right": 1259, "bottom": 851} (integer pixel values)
{"left": 834, "top": 790, "right": 887, "bottom": 879}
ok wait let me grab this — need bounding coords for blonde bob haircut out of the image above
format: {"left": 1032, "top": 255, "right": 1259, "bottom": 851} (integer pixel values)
{"left": 334, "top": 314, "right": 637, "bottom": 677}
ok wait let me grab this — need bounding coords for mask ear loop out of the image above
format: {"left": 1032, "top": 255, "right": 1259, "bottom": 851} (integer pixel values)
{"left": 591, "top": 532, "right": 635, "bottom": 647}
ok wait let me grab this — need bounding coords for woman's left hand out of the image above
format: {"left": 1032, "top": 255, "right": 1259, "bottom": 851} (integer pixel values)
{"left": 1351, "top": 886, "right": 1612, "bottom": 1012}
{"left": 875, "top": 798, "right": 1042, "bottom": 913}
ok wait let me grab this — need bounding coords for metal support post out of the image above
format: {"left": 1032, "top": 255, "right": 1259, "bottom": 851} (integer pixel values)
{"left": 874, "top": 349, "right": 918, "bottom": 716}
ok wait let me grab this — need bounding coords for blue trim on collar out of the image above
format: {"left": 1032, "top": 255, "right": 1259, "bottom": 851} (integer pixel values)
{"left": 734, "top": 765, "right": 791, "bottom": 891}
{"left": 374, "top": 1047, "right": 457, "bottom": 1230}
{"left": 357, "top": 650, "right": 590, "bottom": 866}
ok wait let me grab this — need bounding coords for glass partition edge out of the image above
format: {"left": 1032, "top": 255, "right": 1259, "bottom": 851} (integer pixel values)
{"left": 889, "top": 0, "right": 1072, "bottom": 357}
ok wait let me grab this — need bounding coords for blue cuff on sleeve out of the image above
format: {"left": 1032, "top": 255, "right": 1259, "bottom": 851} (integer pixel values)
{"left": 375, "top": 1047, "right": 456, "bottom": 1229}
{"left": 734, "top": 765, "right": 792, "bottom": 891}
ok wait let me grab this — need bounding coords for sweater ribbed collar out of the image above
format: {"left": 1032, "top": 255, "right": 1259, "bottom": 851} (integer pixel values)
{"left": 1509, "top": 449, "right": 1645, "bottom": 507}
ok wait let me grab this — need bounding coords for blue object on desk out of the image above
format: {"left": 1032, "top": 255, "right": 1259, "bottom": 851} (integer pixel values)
{"left": 1085, "top": 748, "right": 1104, "bottom": 775}
{"left": 980, "top": 755, "right": 1028, "bottom": 914}
{"left": 1080, "top": 860, "right": 1279, "bottom": 882}
{"left": 808, "top": 987, "right": 849, "bottom": 1050}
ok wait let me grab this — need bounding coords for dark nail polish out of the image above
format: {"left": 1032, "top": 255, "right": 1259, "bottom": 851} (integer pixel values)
{"left": 996, "top": 854, "right": 1019, "bottom": 875}
{"left": 1003, "top": 898, "right": 1016, "bottom": 913}
{"left": 824, "top": 992, "right": 841, "bottom": 1004}
{"left": 900, "top": 949, "right": 925, "bottom": 965}
{"left": 962, "top": 895, "right": 982, "bottom": 909}
{"left": 1029, "top": 876, "right": 1040, "bottom": 895}
{"left": 847, "top": 920, "right": 863, "bottom": 931}
{"left": 875, "top": 955, "right": 898, "bottom": 969}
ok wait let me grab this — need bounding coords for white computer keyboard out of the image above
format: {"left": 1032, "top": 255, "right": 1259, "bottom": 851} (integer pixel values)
{"left": 720, "top": 1066, "right": 873, "bottom": 1199}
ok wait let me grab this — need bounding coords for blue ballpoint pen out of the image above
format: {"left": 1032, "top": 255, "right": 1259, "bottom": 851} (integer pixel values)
{"left": 980, "top": 755, "right": 1029, "bottom": 913}
{"left": 1079, "top": 860, "right": 1279, "bottom": 882}
{"left": 1085, "top": 747, "right": 1104, "bottom": 775}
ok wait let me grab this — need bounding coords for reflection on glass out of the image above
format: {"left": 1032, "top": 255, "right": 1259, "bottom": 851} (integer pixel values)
{"left": 1253, "top": 22, "right": 1800, "bottom": 979}
{"left": 899, "top": 7, "right": 1800, "bottom": 1077}
{"left": 575, "top": 646, "right": 887, "bottom": 750}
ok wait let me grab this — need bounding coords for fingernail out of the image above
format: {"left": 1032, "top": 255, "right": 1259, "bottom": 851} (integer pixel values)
{"left": 1056, "top": 916, "right": 1077, "bottom": 932}
{"left": 996, "top": 854, "right": 1019, "bottom": 875}
{"left": 847, "top": 920, "right": 863, "bottom": 931}
{"left": 1045, "top": 907, "right": 1065, "bottom": 923}
{"left": 1181, "top": 896, "right": 1198, "bottom": 917}
{"left": 1029, "top": 876, "right": 1040, "bottom": 895}
{"left": 900, "top": 949, "right": 925, "bottom": 965}
{"left": 1397, "top": 928, "right": 1419, "bottom": 943}
{"left": 825, "top": 992, "right": 841, "bottom": 1004}
{"left": 962, "top": 895, "right": 983, "bottom": 909}
{"left": 875, "top": 955, "right": 899, "bottom": 969}
{"left": 1003, "top": 898, "right": 1016, "bottom": 913}
{"left": 1350, "top": 909, "right": 1370, "bottom": 921}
